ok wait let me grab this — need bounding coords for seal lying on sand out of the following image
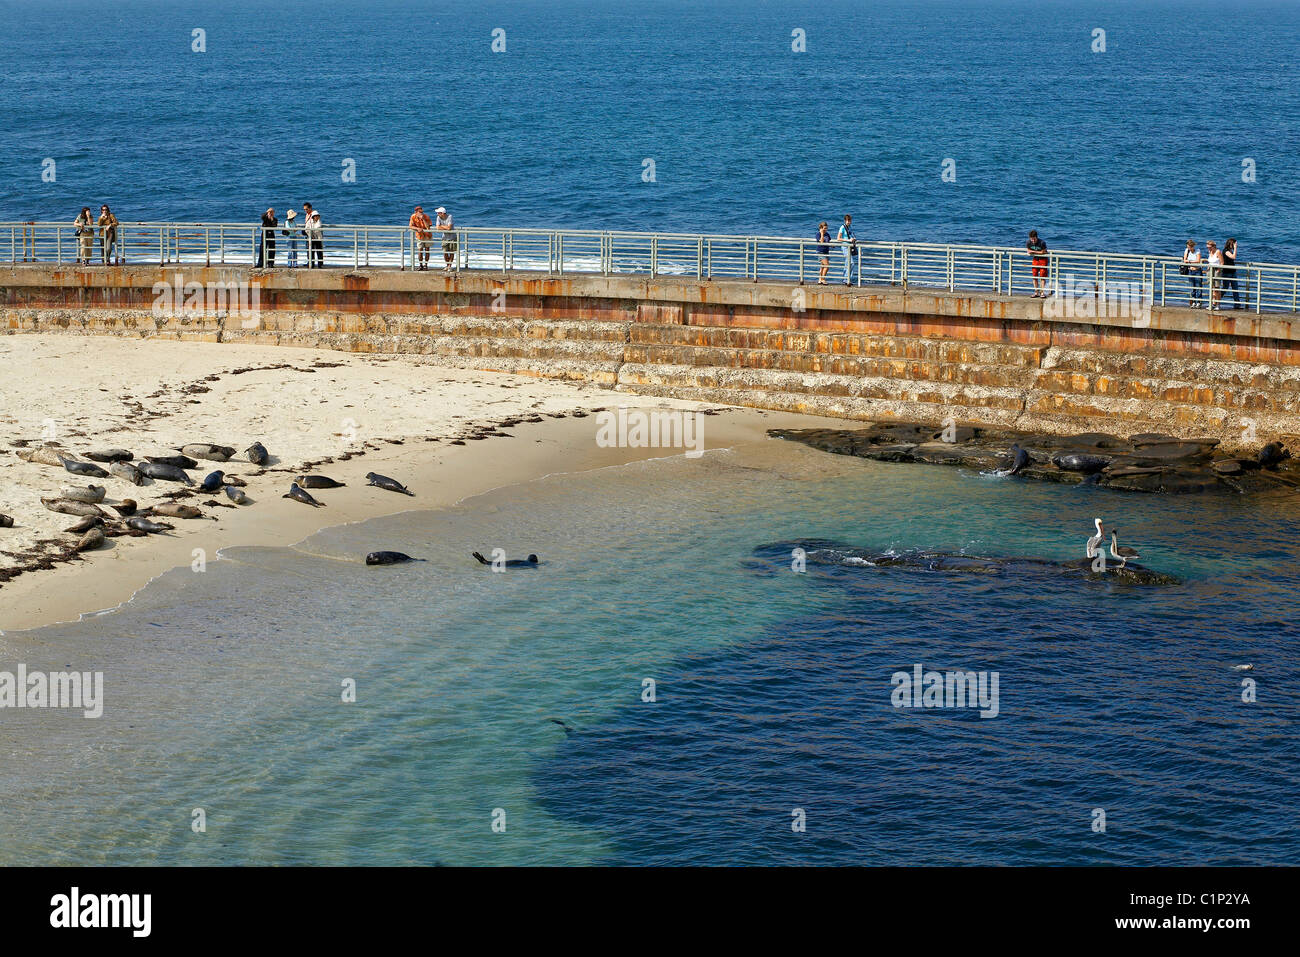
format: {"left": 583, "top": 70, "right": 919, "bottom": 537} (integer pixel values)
{"left": 110, "top": 499, "right": 137, "bottom": 517}
{"left": 365, "top": 551, "right": 423, "bottom": 565}
{"left": 296, "top": 475, "right": 345, "bottom": 489}
{"left": 147, "top": 454, "right": 199, "bottom": 470}
{"left": 138, "top": 462, "right": 194, "bottom": 485}
{"left": 110, "top": 461, "right": 146, "bottom": 486}
{"left": 84, "top": 449, "right": 134, "bottom": 463}
{"left": 224, "top": 486, "right": 250, "bottom": 505}
{"left": 180, "top": 443, "right": 235, "bottom": 462}
{"left": 63, "top": 515, "right": 104, "bottom": 533}
{"left": 60, "top": 456, "right": 109, "bottom": 478}
{"left": 200, "top": 470, "right": 225, "bottom": 492}
{"left": 126, "top": 516, "right": 173, "bottom": 534}
{"left": 17, "top": 447, "right": 66, "bottom": 467}
{"left": 244, "top": 442, "right": 269, "bottom": 466}
{"left": 60, "top": 484, "right": 106, "bottom": 504}
{"left": 41, "top": 498, "right": 107, "bottom": 518}
{"left": 472, "top": 551, "right": 540, "bottom": 568}
{"left": 365, "top": 472, "right": 414, "bottom": 496}
{"left": 0, "top": 513, "right": 14, "bottom": 528}
{"left": 145, "top": 503, "right": 203, "bottom": 519}
{"left": 284, "top": 483, "right": 325, "bottom": 507}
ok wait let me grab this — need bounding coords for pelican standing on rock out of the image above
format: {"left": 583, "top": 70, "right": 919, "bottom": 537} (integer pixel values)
{"left": 1109, "top": 529, "right": 1140, "bottom": 568}
{"left": 1086, "top": 518, "right": 1104, "bottom": 558}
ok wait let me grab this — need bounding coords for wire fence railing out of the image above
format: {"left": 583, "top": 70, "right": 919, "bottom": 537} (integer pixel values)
{"left": 4, "top": 221, "right": 1297, "bottom": 315}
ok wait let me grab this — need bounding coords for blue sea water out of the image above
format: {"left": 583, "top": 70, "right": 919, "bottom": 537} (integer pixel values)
{"left": 2, "top": 1, "right": 1299, "bottom": 866}
{"left": 0, "top": 435, "right": 1297, "bottom": 865}
{"left": 1, "top": 0, "right": 1298, "bottom": 261}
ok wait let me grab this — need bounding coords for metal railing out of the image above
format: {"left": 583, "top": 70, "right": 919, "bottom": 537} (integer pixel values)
{"left": 4, "top": 220, "right": 1297, "bottom": 315}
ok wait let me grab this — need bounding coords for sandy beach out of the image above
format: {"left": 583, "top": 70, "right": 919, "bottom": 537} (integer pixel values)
{"left": 0, "top": 334, "right": 829, "bottom": 635}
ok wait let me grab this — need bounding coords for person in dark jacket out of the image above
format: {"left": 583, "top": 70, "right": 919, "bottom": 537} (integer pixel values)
{"left": 257, "top": 208, "right": 277, "bottom": 268}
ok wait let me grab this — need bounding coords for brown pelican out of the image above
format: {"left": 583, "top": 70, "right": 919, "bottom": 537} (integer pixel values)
{"left": 1086, "top": 518, "right": 1104, "bottom": 558}
{"left": 1109, "top": 529, "right": 1140, "bottom": 568}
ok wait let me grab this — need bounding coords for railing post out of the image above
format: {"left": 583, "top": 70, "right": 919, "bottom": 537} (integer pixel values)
{"left": 651, "top": 235, "right": 658, "bottom": 277}
{"left": 697, "top": 237, "right": 703, "bottom": 280}
{"left": 1159, "top": 262, "right": 1166, "bottom": 307}
{"left": 557, "top": 232, "right": 564, "bottom": 275}
{"left": 900, "top": 246, "right": 908, "bottom": 290}
{"left": 353, "top": 229, "right": 359, "bottom": 270}
{"left": 798, "top": 240, "right": 804, "bottom": 284}
{"left": 947, "top": 247, "right": 954, "bottom": 292}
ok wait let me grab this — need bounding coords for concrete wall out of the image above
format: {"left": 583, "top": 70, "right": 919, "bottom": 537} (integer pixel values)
{"left": 5, "top": 264, "right": 1300, "bottom": 449}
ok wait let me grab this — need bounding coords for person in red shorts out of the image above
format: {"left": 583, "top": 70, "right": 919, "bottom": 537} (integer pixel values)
{"left": 1027, "top": 230, "right": 1049, "bottom": 297}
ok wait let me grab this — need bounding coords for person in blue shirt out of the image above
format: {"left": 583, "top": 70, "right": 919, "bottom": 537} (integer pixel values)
{"left": 815, "top": 221, "right": 831, "bottom": 284}
{"left": 836, "top": 214, "right": 857, "bottom": 284}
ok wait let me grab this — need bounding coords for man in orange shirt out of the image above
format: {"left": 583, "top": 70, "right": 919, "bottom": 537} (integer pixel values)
{"left": 409, "top": 205, "right": 433, "bottom": 271}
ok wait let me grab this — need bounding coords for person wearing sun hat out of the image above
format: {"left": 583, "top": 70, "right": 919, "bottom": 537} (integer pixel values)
{"left": 435, "top": 206, "right": 456, "bottom": 273}
{"left": 281, "top": 208, "right": 300, "bottom": 268}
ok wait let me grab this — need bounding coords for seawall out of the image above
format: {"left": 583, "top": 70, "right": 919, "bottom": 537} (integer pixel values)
{"left": 5, "top": 264, "right": 1300, "bottom": 450}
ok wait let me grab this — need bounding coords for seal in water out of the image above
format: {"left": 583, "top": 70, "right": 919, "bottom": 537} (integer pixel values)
{"left": 284, "top": 483, "right": 325, "bottom": 507}
{"left": 244, "top": 442, "right": 269, "bottom": 466}
{"left": 126, "top": 516, "right": 174, "bottom": 533}
{"left": 365, "top": 551, "right": 423, "bottom": 565}
{"left": 200, "top": 469, "right": 226, "bottom": 492}
{"left": 180, "top": 443, "right": 236, "bottom": 462}
{"left": 0, "top": 513, "right": 14, "bottom": 528}
{"left": 110, "top": 461, "right": 146, "bottom": 486}
{"left": 224, "top": 486, "right": 250, "bottom": 505}
{"left": 296, "top": 475, "right": 346, "bottom": 489}
{"left": 60, "top": 456, "right": 110, "bottom": 478}
{"left": 365, "top": 472, "right": 414, "bottom": 496}
{"left": 1053, "top": 452, "right": 1112, "bottom": 474}
{"left": 999, "top": 444, "right": 1031, "bottom": 476}
{"left": 60, "top": 484, "right": 106, "bottom": 504}
{"left": 147, "top": 454, "right": 199, "bottom": 469}
{"left": 110, "top": 499, "right": 137, "bottom": 517}
{"left": 138, "top": 462, "right": 194, "bottom": 485}
{"left": 84, "top": 449, "right": 134, "bottom": 463}
{"left": 471, "top": 551, "right": 540, "bottom": 567}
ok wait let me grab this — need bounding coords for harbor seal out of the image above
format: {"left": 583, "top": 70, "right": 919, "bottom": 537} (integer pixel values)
{"left": 296, "top": 475, "right": 346, "bottom": 488}
{"left": 138, "top": 462, "right": 194, "bottom": 485}
{"left": 1258, "top": 442, "right": 1290, "bottom": 468}
{"left": 365, "top": 551, "right": 423, "bottom": 565}
{"left": 147, "top": 454, "right": 199, "bottom": 469}
{"left": 224, "top": 486, "right": 250, "bottom": 505}
{"left": 126, "top": 516, "right": 173, "bottom": 533}
{"left": 1052, "top": 452, "right": 1112, "bottom": 474}
{"left": 41, "top": 498, "right": 107, "bottom": 518}
{"left": 284, "top": 483, "right": 325, "bottom": 507}
{"left": 18, "top": 446, "right": 66, "bottom": 467}
{"left": 200, "top": 469, "right": 226, "bottom": 492}
{"left": 60, "top": 456, "right": 110, "bottom": 478}
{"left": 110, "top": 461, "right": 146, "bottom": 486}
{"left": 75, "top": 527, "right": 106, "bottom": 551}
{"left": 84, "top": 449, "right": 134, "bottom": 463}
{"left": 145, "top": 503, "right": 203, "bottom": 519}
{"left": 110, "top": 499, "right": 137, "bottom": 517}
{"left": 471, "top": 551, "right": 539, "bottom": 567}
{"left": 0, "top": 513, "right": 13, "bottom": 528}
{"left": 244, "top": 442, "right": 269, "bottom": 466}
{"left": 63, "top": 515, "right": 104, "bottom": 533}
{"left": 59, "top": 484, "right": 106, "bottom": 504}
{"left": 180, "top": 443, "right": 235, "bottom": 462}
{"left": 365, "top": 472, "right": 414, "bottom": 496}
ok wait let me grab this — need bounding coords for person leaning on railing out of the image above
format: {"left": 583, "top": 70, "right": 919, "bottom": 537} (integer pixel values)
{"left": 303, "top": 204, "right": 323, "bottom": 268}
{"left": 1181, "top": 240, "right": 1204, "bottom": 308}
{"left": 836, "top": 214, "right": 857, "bottom": 285}
{"left": 97, "top": 205, "right": 119, "bottom": 265}
{"left": 73, "top": 207, "right": 94, "bottom": 265}
{"left": 1222, "top": 238, "right": 1242, "bottom": 309}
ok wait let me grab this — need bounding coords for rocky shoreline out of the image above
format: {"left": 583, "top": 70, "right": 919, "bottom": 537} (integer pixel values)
{"left": 770, "top": 422, "right": 1300, "bottom": 494}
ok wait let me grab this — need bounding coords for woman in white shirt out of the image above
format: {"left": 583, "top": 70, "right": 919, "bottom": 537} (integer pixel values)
{"left": 1205, "top": 240, "right": 1224, "bottom": 310}
{"left": 1182, "top": 240, "right": 1203, "bottom": 308}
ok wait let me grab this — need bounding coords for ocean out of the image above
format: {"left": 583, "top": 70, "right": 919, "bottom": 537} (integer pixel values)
{"left": 1, "top": 0, "right": 1298, "bottom": 262}
{"left": 2, "top": 0, "right": 1299, "bottom": 866}
{"left": 1, "top": 435, "right": 1297, "bottom": 865}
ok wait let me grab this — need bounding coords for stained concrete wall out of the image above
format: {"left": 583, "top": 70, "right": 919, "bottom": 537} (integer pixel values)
{"left": 4, "top": 264, "right": 1300, "bottom": 449}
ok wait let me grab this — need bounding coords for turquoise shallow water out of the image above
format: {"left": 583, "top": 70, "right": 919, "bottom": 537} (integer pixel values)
{"left": 1, "top": 435, "right": 1297, "bottom": 865}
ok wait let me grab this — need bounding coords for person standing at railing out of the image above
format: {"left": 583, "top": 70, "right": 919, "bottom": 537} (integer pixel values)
{"left": 1222, "top": 238, "right": 1241, "bottom": 309}
{"left": 816, "top": 222, "right": 831, "bottom": 284}
{"left": 1206, "top": 240, "right": 1224, "bottom": 310}
{"left": 257, "top": 208, "right": 278, "bottom": 268}
{"left": 281, "top": 208, "right": 300, "bottom": 267}
{"left": 303, "top": 204, "right": 324, "bottom": 268}
{"left": 1182, "top": 240, "right": 1204, "bottom": 307}
{"left": 97, "top": 205, "right": 119, "bottom": 265}
{"left": 435, "top": 206, "right": 455, "bottom": 273}
{"left": 1026, "top": 230, "right": 1049, "bottom": 297}
{"left": 73, "top": 207, "right": 94, "bottom": 265}
{"left": 409, "top": 205, "right": 433, "bottom": 271}
{"left": 836, "top": 214, "right": 857, "bottom": 285}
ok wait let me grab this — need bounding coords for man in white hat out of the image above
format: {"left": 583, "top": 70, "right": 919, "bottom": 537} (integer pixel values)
{"left": 434, "top": 206, "right": 455, "bottom": 273}
{"left": 282, "top": 208, "right": 299, "bottom": 268}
